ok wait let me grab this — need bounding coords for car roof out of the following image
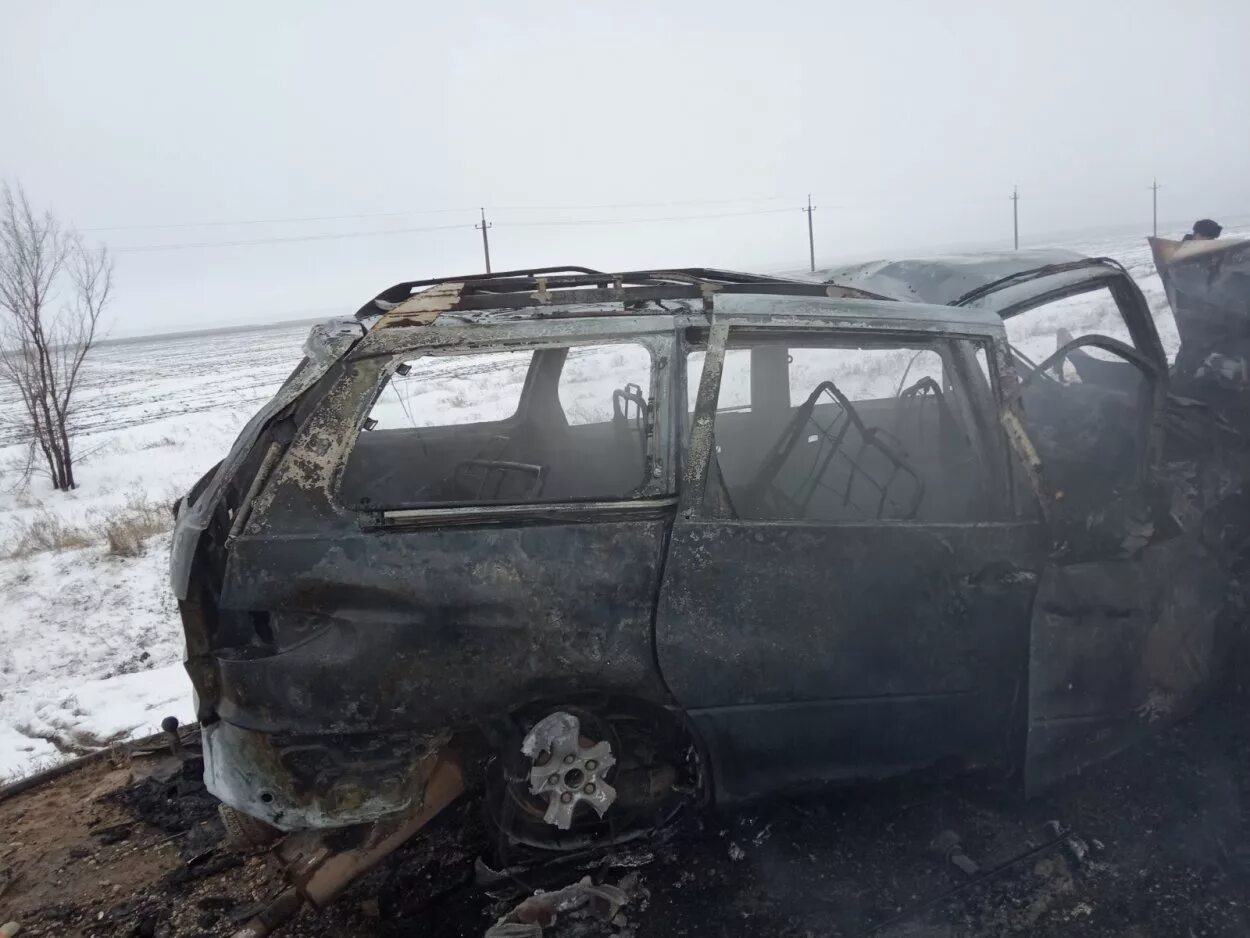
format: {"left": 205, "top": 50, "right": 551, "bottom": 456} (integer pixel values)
{"left": 340, "top": 266, "right": 1006, "bottom": 359}
{"left": 812, "top": 249, "right": 1095, "bottom": 306}
{"left": 340, "top": 278, "right": 1005, "bottom": 362}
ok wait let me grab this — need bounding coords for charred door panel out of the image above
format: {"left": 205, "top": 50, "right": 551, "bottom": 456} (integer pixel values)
{"left": 1023, "top": 536, "right": 1227, "bottom": 795}
{"left": 656, "top": 520, "right": 1041, "bottom": 799}
{"left": 217, "top": 517, "right": 672, "bottom": 736}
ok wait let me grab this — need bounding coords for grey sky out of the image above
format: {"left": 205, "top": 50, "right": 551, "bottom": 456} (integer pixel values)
{"left": 4, "top": 0, "right": 1248, "bottom": 335}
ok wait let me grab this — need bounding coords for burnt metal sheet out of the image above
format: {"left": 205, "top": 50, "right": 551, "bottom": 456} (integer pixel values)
{"left": 815, "top": 250, "right": 1087, "bottom": 306}
{"left": 169, "top": 317, "right": 365, "bottom": 600}
{"left": 218, "top": 517, "right": 673, "bottom": 737}
{"left": 1151, "top": 237, "right": 1250, "bottom": 369}
{"left": 1023, "top": 535, "right": 1228, "bottom": 796}
{"left": 711, "top": 293, "right": 1008, "bottom": 334}
{"left": 350, "top": 315, "right": 680, "bottom": 361}
{"left": 656, "top": 520, "right": 1042, "bottom": 799}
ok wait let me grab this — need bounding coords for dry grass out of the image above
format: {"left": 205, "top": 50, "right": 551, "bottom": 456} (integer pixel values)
{"left": 4, "top": 508, "right": 95, "bottom": 556}
{"left": 95, "top": 492, "right": 174, "bottom": 558}
{"left": 2, "top": 492, "right": 174, "bottom": 560}
{"left": 137, "top": 433, "right": 182, "bottom": 451}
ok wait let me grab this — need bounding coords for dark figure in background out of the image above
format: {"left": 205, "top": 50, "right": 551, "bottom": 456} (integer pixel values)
{"left": 1182, "top": 218, "right": 1223, "bottom": 242}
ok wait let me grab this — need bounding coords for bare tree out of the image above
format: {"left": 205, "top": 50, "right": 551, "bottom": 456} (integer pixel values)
{"left": 0, "top": 184, "right": 112, "bottom": 491}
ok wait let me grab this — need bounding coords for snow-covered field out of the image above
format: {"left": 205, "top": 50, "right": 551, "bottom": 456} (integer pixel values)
{"left": 0, "top": 322, "right": 309, "bottom": 779}
{"left": 0, "top": 224, "right": 1245, "bottom": 782}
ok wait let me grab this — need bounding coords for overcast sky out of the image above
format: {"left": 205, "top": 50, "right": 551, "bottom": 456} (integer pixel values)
{"left": 3, "top": 0, "right": 1248, "bottom": 336}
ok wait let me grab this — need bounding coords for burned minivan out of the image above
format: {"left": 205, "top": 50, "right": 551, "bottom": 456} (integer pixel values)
{"left": 170, "top": 264, "right": 1241, "bottom": 913}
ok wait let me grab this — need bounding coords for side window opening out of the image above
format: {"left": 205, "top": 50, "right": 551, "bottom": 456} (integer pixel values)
{"left": 559, "top": 344, "right": 652, "bottom": 426}
{"left": 369, "top": 350, "right": 533, "bottom": 429}
{"left": 1003, "top": 286, "right": 1142, "bottom": 375}
{"left": 1011, "top": 338, "right": 1155, "bottom": 550}
{"left": 687, "top": 349, "right": 751, "bottom": 415}
{"left": 340, "top": 342, "right": 657, "bottom": 508}
{"left": 693, "top": 335, "right": 995, "bottom": 523}
{"left": 999, "top": 287, "right": 1157, "bottom": 521}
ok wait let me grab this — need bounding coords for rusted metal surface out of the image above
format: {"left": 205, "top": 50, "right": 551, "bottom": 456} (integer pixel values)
{"left": 227, "top": 753, "right": 465, "bottom": 936}
{"left": 202, "top": 720, "right": 451, "bottom": 829}
{"left": 281, "top": 752, "right": 464, "bottom": 906}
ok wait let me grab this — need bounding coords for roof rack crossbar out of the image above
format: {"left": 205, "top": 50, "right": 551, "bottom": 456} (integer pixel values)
{"left": 355, "top": 266, "right": 888, "bottom": 320}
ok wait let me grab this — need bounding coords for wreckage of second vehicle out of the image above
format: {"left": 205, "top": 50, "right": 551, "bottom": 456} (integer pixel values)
{"left": 168, "top": 244, "right": 1250, "bottom": 902}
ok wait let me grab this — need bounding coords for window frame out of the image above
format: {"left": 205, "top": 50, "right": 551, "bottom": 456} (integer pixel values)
{"left": 990, "top": 274, "right": 1167, "bottom": 375}
{"left": 365, "top": 347, "right": 537, "bottom": 431}
{"left": 680, "top": 323, "right": 1016, "bottom": 525}
{"left": 334, "top": 330, "right": 677, "bottom": 517}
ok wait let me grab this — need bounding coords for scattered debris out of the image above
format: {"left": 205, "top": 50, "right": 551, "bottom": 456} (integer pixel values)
{"left": 475, "top": 856, "right": 513, "bottom": 888}
{"left": 931, "top": 829, "right": 981, "bottom": 877}
{"left": 728, "top": 843, "right": 745, "bottom": 862}
{"left": 90, "top": 821, "right": 133, "bottom": 846}
{"left": 218, "top": 804, "right": 279, "bottom": 853}
{"left": 484, "top": 875, "right": 629, "bottom": 937}
{"left": 85, "top": 768, "right": 135, "bottom": 803}
{"left": 1065, "top": 835, "right": 1090, "bottom": 867}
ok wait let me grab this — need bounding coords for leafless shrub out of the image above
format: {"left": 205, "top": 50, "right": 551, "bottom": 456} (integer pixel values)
{"left": 0, "top": 183, "right": 113, "bottom": 492}
{"left": 96, "top": 492, "right": 172, "bottom": 558}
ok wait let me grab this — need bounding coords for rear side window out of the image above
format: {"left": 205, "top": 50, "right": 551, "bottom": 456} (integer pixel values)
{"left": 698, "top": 334, "right": 996, "bottom": 523}
{"left": 340, "top": 343, "right": 657, "bottom": 508}
{"left": 559, "top": 344, "right": 652, "bottom": 426}
{"left": 369, "top": 350, "right": 533, "bottom": 428}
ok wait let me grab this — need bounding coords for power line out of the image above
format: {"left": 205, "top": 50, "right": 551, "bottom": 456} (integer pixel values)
{"left": 82, "top": 207, "right": 474, "bottom": 232}
{"left": 111, "top": 222, "right": 475, "bottom": 254}
{"left": 489, "top": 196, "right": 783, "bottom": 211}
{"left": 497, "top": 206, "right": 796, "bottom": 228}
{"left": 83, "top": 195, "right": 785, "bottom": 233}
{"left": 108, "top": 205, "right": 799, "bottom": 253}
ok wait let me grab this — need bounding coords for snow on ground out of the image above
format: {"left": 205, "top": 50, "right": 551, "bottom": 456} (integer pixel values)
{"left": 0, "top": 322, "right": 308, "bottom": 782}
{"left": 0, "top": 224, "right": 1246, "bottom": 782}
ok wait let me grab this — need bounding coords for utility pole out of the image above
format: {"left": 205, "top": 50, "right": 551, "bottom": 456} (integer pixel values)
{"left": 475, "top": 207, "right": 493, "bottom": 273}
{"left": 1010, "top": 185, "right": 1020, "bottom": 251}
{"left": 1151, "top": 178, "right": 1161, "bottom": 237}
{"left": 802, "top": 194, "right": 816, "bottom": 272}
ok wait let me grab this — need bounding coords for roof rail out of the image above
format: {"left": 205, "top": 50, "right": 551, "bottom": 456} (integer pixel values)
{"left": 355, "top": 266, "right": 886, "bottom": 320}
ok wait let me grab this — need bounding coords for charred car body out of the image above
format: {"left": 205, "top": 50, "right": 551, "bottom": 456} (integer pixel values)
{"left": 170, "top": 252, "right": 1249, "bottom": 884}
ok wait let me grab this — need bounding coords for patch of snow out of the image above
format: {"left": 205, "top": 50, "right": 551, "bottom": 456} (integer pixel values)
{"left": 0, "top": 534, "right": 193, "bottom": 781}
{"left": 19, "top": 663, "right": 193, "bottom": 754}
{"left": 0, "top": 722, "right": 60, "bottom": 781}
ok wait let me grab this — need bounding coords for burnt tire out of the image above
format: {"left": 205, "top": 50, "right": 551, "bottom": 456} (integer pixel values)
{"left": 483, "top": 699, "right": 701, "bottom": 855}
